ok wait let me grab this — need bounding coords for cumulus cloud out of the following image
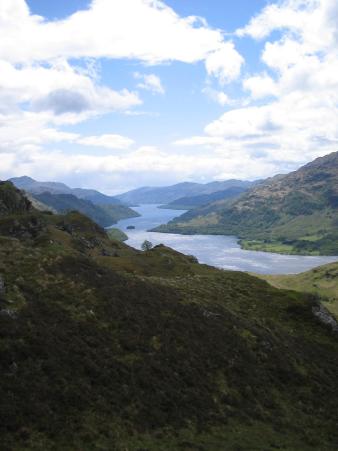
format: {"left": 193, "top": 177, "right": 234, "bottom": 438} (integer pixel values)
{"left": 0, "top": 0, "right": 243, "bottom": 70}
{"left": 0, "top": 145, "right": 264, "bottom": 194}
{"left": 0, "top": 59, "right": 141, "bottom": 117}
{"left": 0, "top": 0, "right": 245, "bottom": 188}
{"left": 175, "top": 0, "right": 338, "bottom": 178}
{"left": 2, "top": 0, "right": 338, "bottom": 189}
{"left": 134, "top": 72, "right": 165, "bottom": 94}
{"left": 205, "top": 43, "right": 244, "bottom": 84}
{"left": 202, "top": 87, "right": 231, "bottom": 106}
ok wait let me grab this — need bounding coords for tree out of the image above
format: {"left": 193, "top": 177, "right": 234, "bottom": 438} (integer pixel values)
{"left": 141, "top": 240, "right": 153, "bottom": 251}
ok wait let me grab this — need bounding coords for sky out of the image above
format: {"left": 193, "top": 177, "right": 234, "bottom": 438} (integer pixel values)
{"left": 1, "top": 0, "right": 338, "bottom": 194}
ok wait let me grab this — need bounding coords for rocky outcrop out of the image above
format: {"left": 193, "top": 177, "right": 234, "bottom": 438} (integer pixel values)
{"left": 0, "top": 181, "right": 33, "bottom": 217}
{"left": 312, "top": 304, "right": 338, "bottom": 333}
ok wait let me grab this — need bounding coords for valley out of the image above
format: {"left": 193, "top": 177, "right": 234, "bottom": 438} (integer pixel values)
{"left": 115, "top": 204, "right": 338, "bottom": 275}
{"left": 154, "top": 152, "right": 338, "bottom": 256}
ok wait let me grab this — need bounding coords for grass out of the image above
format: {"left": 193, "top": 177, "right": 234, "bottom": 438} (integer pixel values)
{"left": 106, "top": 227, "right": 128, "bottom": 242}
{"left": 257, "top": 262, "right": 338, "bottom": 319}
{"left": 240, "top": 239, "right": 304, "bottom": 255}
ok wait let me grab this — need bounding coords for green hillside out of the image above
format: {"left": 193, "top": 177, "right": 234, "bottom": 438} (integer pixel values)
{"left": 33, "top": 192, "right": 139, "bottom": 228}
{"left": 155, "top": 152, "right": 338, "bottom": 255}
{"left": 258, "top": 262, "right": 338, "bottom": 319}
{"left": 107, "top": 227, "right": 128, "bottom": 242}
{"left": 1, "top": 182, "right": 338, "bottom": 450}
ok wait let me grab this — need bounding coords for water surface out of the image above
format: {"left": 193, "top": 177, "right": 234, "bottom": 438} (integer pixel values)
{"left": 115, "top": 204, "right": 338, "bottom": 275}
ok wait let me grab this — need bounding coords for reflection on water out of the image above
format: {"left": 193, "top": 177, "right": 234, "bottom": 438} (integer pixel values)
{"left": 114, "top": 204, "right": 338, "bottom": 275}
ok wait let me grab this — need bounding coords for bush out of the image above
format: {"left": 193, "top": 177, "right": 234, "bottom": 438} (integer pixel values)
{"left": 141, "top": 240, "right": 153, "bottom": 251}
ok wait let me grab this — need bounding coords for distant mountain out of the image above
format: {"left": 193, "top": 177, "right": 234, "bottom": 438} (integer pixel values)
{"left": 155, "top": 152, "right": 338, "bottom": 255}
{"left": 116, "top": 180, "right": 254, "bottom": 205}
{"left": 10, "top": 176, "right": 122, "bottom": 206}
{"left": 159, "top": 186, "right": 249, "bottom": 210}
{"left": 33, "top": 192, "right": 139, "bottom": 228}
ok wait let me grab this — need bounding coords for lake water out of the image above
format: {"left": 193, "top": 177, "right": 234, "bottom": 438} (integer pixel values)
{"left": 115, "top": 204, "right": 338, "bottom": 275}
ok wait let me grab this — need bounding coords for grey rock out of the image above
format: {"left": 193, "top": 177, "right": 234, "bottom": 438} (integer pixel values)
{"left": 0, "top": 308, "right": 17, "bottom": 319}
{"left": 312, "top": 305, "right": 338, "bottom": 333}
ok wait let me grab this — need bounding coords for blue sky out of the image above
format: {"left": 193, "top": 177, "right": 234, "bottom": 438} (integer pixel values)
{"left": 1, "top": 0, "right": 338, "bottom": 193}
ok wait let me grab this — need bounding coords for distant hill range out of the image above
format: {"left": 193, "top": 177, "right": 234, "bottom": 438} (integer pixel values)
{"left": 10, "top": 176, "right": 122, "bottom": 206}
{"left": 115, "top": 179, "right": 255, "bottom": 205}
{"left": 10, "top": 176, "right": 139, "bottom": 228}
{"left": 159, "top": 186, "right": 250, "bottom": 210}
{"left": 155, "top": 152, "right": 338, "bottom": 255}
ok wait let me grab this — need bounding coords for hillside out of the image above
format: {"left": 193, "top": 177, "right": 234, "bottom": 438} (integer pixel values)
{"left": 1, "top": 181, "right": 338, "bottom": 449}
{"left": 258, "top": 262, "right": 338, "bottom": 319}
{"left": 33, "top": 192, "right": 139, "bottom": 228}
{"left": 159, "top": 186, "right": 248, "bottom": 210}
{"left": 116, "top": 179, "right": 254, "bottom": 205}
{"left": 10, "top": 176, "right": 122, "bottom": 206}
{"left": 155, "top": 152, "right": 338, "bottom": 255}
{"left": 106, "top": 227, "right": 128, "bottom": 242}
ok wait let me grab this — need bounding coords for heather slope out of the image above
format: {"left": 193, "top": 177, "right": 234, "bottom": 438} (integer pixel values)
{"left": 258, "top": 262, "right": 338, "bottom": 319}
{"left": 1, "top": 182, "right": 338, "bottom": 450}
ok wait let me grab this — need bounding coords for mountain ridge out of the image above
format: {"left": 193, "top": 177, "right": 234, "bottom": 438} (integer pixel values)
{"left": 10, "top": 176, "right": 122, "bottom": 206}
{"left": 116, "top": 179, "right": 255, "bottom": 205}
{"left": 154, "top": 152, "right": 338, "bottom": 255}
{"left": 159, "top": 186, "right": 249, "bottom": 210}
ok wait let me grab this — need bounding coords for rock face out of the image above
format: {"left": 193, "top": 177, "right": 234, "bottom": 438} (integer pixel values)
{"left": 313, "top": 305, "right": 338, "bottom": 333}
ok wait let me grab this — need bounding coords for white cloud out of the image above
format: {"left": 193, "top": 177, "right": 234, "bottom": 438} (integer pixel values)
{"left": 243, "top": 74, "right": 277, "bottom": 99}
{"left": 0, "top": 59, "right": 141, "bottom": 117}
{"left": 0, "top": 144, "right": 264, "bottom": 194}
{"left": 174, "top": 0, "right": 338, "bottom": 177}
{"left": 0, "top": 0, "right": 245, "bottom": 190}
{"left": 202, "top": 87, "right": 231, "bottom": 106}
{"left": 205, "top": 42, "right": 244, "bottom": 84}
{"left": 2, "top": 0, "right": 338, "bottom": 190}
{"left": 77, "top": 134, "right": 134, "bottom": 149}
{"left": 134, "top": 72, "right": 165, "bottom": 94}
{"left": 0, "top": 0, "right": 243, "bottom": 71}
{"left": 173, "top": 136, "right": 225, "bottom": 147}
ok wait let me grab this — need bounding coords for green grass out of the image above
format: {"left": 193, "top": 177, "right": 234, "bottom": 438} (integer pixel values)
{"left": 106, "top": 227, "right": 128, "bottom": 242}
{"left": 240, "top": 239, "right": 304, "bottom": 255}
{"left": 257, "top": 262, "right": 338, "bottom": 319}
